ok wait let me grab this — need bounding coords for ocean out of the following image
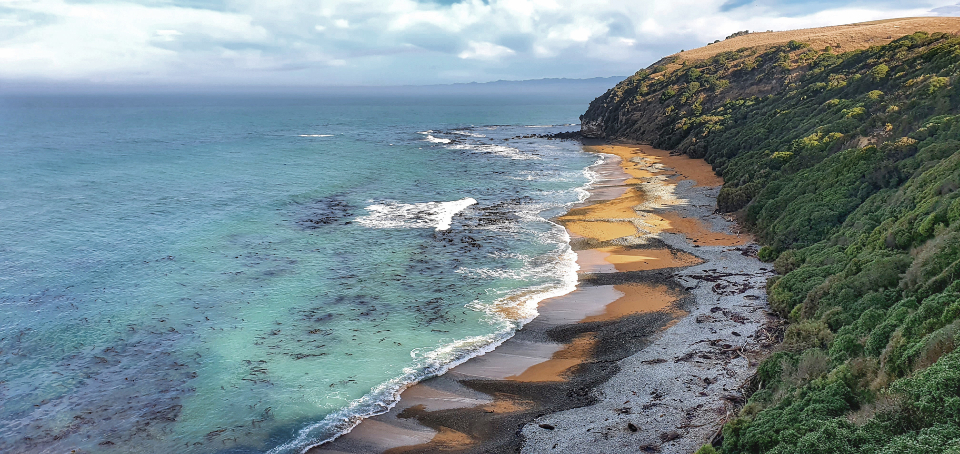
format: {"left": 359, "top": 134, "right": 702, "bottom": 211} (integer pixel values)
{"left": 0, "top": 92, "right": 601, "bottom": 453}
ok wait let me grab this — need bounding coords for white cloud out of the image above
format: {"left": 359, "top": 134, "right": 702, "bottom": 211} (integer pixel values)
{"left": 458, "top": 41, "right": 516, "bottom": 60}
{"left": 155, "top": 29, "right": 182, "bottom": 42}
{"left": 0, "top": 0, "right": 270, "bottom": 81}
{"left": 0, "top": 0, "right": 956, "bottom": 86}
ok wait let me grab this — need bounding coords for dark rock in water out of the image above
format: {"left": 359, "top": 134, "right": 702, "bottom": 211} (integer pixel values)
{"left": 542, "top": 130, "right": 583, "bottom": 141}
{"left": 470, "top": 196, "right": 534, "bottom": 228}
{"left": 297, "top": 196, "right": 355, "bottom": 228}
{"left": 409, "top": 298, "right": 461, "bottom": 325}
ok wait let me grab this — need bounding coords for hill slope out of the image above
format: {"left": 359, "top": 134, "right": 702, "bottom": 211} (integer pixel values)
{"left": 582, "top": 20, "right": 960, "bottom": 454}
{"left": 582, "top": 17, "right": 960, "bottom": 141}
{"left": 681, "top": 17, "right": 960, "bottom": 62}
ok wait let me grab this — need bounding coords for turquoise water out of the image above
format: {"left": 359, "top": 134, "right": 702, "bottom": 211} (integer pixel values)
{"left": 0, "top": 94, "right": 597, "bottom": 453}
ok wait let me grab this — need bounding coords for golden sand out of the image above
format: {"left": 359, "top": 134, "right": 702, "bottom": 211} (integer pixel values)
{"left": 653, "top": 212, "right": 748, "bottom": 246}
{"left": 581, "top": 283, "right": 681, "bottom": 323}
{"left": 563, "top": 186, "right": 646, "bottom": 220}
{"left": 506, "top": 333, "right": 597, "bottom": 382}
{"left": 562, "top": 220, "right": 638, "bottom": 242}
{"left": 428, "top": 428, "right": 472, "bottom": 448}
{"left": 586, "top": 144, "right": 723, "bottom": 188}
{"left": 596, "top": 246, "right": 704, "bottom": 272}
{"left": 478, "top": 394, "right": 534, "bottom": 414}
{"left": 383, "top": 427, "right": 473, "bottom": 454}
{"left": 557, "top": 185, "right": 645, "bottom": 241}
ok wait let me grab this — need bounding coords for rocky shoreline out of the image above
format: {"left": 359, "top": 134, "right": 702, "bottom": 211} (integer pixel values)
{"left": 313, "top": 143, "right": 775, "bottom": 454}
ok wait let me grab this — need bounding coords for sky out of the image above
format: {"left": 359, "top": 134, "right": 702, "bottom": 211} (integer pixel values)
{"left": 0, "top": 0, "right": 959, "bottom": 89}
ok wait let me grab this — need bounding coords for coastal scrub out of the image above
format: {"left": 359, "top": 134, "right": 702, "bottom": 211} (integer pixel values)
{"left": 583, "top": 30, "right": 960, "bottom": 452}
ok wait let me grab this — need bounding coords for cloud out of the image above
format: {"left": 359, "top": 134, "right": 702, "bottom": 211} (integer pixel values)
{"left": 155, "top": 29, "right": 183, "bottom": 42}
{"left": 931, "top": 3, "right": 960, "bottom": 15}
{"left": 0, "top": 0, "right": 270, "bottom": 81}
{"left": 0, "top": 0, "right": 957, "bottom": 88}
{"left": 458, "top": 41, "right": 515, "bottom": 60}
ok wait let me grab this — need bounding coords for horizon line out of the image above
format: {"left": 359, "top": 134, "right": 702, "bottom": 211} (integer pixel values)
{"left": 0, "top": 76, "right": 631, "bottom": 95}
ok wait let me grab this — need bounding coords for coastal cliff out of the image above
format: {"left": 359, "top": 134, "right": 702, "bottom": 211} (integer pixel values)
{"left": 582, "top": 17, "right": 960, "bottom": 453}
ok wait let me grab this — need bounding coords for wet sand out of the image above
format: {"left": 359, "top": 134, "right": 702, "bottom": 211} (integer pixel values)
{"left": 311, "top": 143, "right": 772, "bottom": 454}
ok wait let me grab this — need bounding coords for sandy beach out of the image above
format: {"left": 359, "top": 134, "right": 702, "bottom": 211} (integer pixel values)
{"left": 312, "top": 143, "right": 775, "bottom": 454}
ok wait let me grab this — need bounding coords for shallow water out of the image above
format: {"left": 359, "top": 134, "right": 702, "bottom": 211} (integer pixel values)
{"left": 0, "top": 93, "right": 597, "bottom": 453}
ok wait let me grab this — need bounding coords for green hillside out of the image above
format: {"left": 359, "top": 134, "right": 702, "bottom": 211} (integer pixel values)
{"left": 584, "top": 32, "right": 960, "bottom": 453}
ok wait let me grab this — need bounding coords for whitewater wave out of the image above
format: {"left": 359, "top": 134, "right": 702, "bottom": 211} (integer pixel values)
{"left": 299, "top": 134, "right": 334, "bottom": 137}
{"left": 355, "top": 198, "right": 477, "bottom": 231}
{"left": 267, "top": 329, "right": 515, "bottom": 454}
{"left": 269, "top": 228, "right": 581, "bottom": 454}
{"left": 418, "top": 130, "right": 453, "bottom": 144}
{"left": 452, "top": 130, "right": 487, "bottom": 138}
{"left": 271, "top": 127, "right": 599, "bottom": 454}
{"left": 449, "top": 143, "right": 539, "bottom": 160}
{"left": 424, "top": 134, "right": 451, "bottom": 144}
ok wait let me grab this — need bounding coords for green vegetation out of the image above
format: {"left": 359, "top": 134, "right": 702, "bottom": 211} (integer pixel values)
{"left": 584, "top": 32, "right": 960, "bottom": 452}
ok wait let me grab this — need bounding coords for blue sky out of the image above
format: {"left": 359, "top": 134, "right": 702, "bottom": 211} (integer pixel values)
{"left": 0, "top": 0, "right": 957, "bottom": 88}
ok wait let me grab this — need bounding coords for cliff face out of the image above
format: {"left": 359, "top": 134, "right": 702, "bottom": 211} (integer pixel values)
{"left": 580, "top": 50, "right": 787, "bottom": 143}
{"left": 583, "top": 20, "right": 960, "bottom": 454}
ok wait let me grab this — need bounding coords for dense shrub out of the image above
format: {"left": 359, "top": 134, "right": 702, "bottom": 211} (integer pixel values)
{"left": 584, "top": 32, "right": 960, "bottom": 452}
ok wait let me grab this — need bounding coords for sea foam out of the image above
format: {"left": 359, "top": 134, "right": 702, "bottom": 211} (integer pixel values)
{"left": 452, "top": 130, "right": 486, "bottom": 138}
{"left": 449, "top": 143, "right": 539, "bottom": 160}
{"left": 355, "top": 197, "right": 477, "bottom": 231}
{"left": 273, "top": 129, "right": 596, "bottom": 454}
{"left": 418, "top": 131, "right": 452, "bottom": 144}
{"left": 424, "top": 135, "right": 451, "bottom": 144}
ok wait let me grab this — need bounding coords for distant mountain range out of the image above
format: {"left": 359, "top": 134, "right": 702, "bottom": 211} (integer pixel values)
{"left": 446, "top": 76, "right": 629, "bottom": 88}
{"left": 1, "top": 76, "right": 629, "bottom": 97}
{"left": 368, "top": 76, "right": 628, "bottom": 97}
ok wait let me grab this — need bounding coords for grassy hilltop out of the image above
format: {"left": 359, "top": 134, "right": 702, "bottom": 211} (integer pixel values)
{"left": 582, "top": 18, "right": 960, "bottom": 453}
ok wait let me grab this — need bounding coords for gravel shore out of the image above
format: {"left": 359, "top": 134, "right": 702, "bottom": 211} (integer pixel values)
{"left": 522, "top": 179, "right": 775, "bottom": 453}
{"left": 314, "top": 143, "right": 775, "bottom": 454}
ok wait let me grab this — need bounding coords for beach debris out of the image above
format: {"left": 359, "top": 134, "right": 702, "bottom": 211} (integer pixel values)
{"left": 660, "top": 431, "right": 681, "bottom": 442}
{"left": 628, "top": 423, "right": 639, "bottom": 432}
{"left": 538, "top": 423, "right": 556, "bottom": 430}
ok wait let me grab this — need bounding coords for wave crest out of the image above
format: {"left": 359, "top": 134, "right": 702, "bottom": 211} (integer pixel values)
{"left": 355, "top": 198, "right": 477, "bottom": 231}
